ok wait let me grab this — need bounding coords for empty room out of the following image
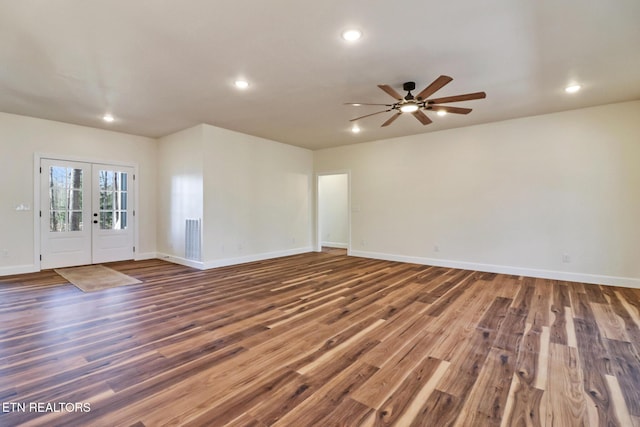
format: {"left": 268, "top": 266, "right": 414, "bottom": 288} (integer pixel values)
{"left": 1, "top": 1, "right": 640, "bottom": 426}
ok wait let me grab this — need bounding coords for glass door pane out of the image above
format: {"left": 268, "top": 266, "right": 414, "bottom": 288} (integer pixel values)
{"left": 48, "top": 166, "right": 84, "bottom": 232}
{"left": 98, "top": 170, "right": 128, "bottom": 230}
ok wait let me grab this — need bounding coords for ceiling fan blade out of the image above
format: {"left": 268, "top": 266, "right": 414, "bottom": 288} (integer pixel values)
{"left": 427, "top": 105, "right": 472, "bottom": 114}
{"left": 412, "top": 110, "right": 432, "bottom": 125}
{"left": 427, "top": 91, "right": 487, "bottom": 104}
{"left": 381, "top": 112, "right": 402, "bottom": 127}
{"left": 344, "top": 103, "right": 395, "bottom": 106}
{"left": 416, "top": 75, "right": 453, "bottom": 100}
{"left": 350, "top": 109, "right": 392, "bottom": 122}
{"left": 378, "top": 84, "right": 403, "bottom": 100}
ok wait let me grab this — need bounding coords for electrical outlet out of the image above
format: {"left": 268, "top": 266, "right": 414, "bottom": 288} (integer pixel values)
{"left": 360, "top": 239, "right": 366, "bottom": 247}
{"left": 434, "top": 245, "right": 440, "bottom": 252}
{"left": 562, "top": 253, "right": 571, "bottom": 263}
{"left": 1, "top": 249, "right": 8, "bottom": 258}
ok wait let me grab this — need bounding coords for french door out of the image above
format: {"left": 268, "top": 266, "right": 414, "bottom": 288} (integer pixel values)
{"left": 40, "top": 159, "right": 135, "bottom": 269}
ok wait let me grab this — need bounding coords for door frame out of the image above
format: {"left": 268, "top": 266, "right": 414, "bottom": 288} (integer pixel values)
{"left": 315, "top": 170, "right": 351, "bottom": 254}
{"left": 34, "top": 152, "right": 139, "bottom": 271}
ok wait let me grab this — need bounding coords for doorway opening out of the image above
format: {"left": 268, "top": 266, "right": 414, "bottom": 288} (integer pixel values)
{"left": 317, "top": 172, "right": 350, "bottom": 254}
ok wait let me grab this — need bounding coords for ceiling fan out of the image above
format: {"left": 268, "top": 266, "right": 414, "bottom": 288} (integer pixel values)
{"left": 347, "top": 75, "right": 486, "bottom": 127}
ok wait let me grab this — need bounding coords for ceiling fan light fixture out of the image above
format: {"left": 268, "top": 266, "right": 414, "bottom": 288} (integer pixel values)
{"left": 565, "top": 84, "right": 581, "bottom": 93}
{"left": 349, "top": 75, "right": 485, "bottom": 127}
{"left": 399, "top": 103, "right": 419, "bottom": 113}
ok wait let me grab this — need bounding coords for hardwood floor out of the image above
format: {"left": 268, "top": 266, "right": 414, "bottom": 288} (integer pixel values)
{"left": 1, "top": 252, "right": 639, "bottom": 426}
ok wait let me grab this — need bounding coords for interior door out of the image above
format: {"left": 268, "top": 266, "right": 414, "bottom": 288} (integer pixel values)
{"left": 40, "top": 159, "right": 135, "bottom": 269}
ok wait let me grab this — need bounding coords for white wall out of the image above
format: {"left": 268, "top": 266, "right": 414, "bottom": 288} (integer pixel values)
{"left": 0, "top": 112, "right": 157, "bottom": 275}
{"left": 0, "top": 112, "right": 313, "bottom": 274}
{"left": 155, "top": 123, "right": 314, "bottom": 269}
{"left": 314, "top": 101, "right": 640, "bottom": 287}
{"left": 202, "top": 124, "right": 313, "bottom": 267}
{"left": 3, "top": 100, "right": 638, "bottom": 287}
{"left": 156, "top": 125, "right": 204, "bottom": 262}
{"left": 319, "top": 174, "right": 348, "bottom": 248}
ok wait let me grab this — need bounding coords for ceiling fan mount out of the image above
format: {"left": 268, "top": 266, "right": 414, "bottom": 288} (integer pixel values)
{"left": 402, "top": 82, "right": 416, "bottom": 101}
{"left": 347, "top": 75, "right": 486, "bottom": 127}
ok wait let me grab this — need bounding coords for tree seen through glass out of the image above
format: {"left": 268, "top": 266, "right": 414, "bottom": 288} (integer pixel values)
{"left": 49, "top": 167, "right": 83, "bottom": 232}
{"left": 99, "top": 170, "right": 128, "bottom": 230}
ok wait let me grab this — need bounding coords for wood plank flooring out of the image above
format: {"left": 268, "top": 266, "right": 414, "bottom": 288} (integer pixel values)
{"left": 0, "top": 252, "right": 639, "bottom": 426}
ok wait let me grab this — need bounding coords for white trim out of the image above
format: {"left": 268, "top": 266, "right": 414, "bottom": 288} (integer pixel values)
{"left": 35, "top": 152, "right": 138, "bottom": 168}
{"left": 156, "top": 253, "right": 205, "bottom": 270}
{"left": 0, "top": 264, "right": 39, "bottom": 276}
{"left": 203, "top": 247, "right": 313, "bottom": 269}
{"left": 132, "top": 163, "right": 140, "bottom": 268}
{"left": 158, "top": 247, "right": 313, "bottom": 270}
{"left": 321, "top": 242, "right": 348, "bottom": 249}
{"left": 349, "top": 250, "right": 640, "bottom": 289}
{"left": 134, "top": 252, "right": 157, "bottom": 261}
{"left": 33, "top": 153, "right": 41, "bottom": 271}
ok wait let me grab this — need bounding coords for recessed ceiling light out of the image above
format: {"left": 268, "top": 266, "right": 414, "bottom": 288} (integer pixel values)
{"left": 351, "top": 125, "right": 361, "bottom": 134}
{"left": 341, "top": 29, "right": 362, "bottom": 41}
{"left": 565, "top": 84, "right": 581, "bottom": 93}
{"left": 234, "top": 80, "right": 249, "bottom": 89}
{"left": 437, "top": 110, "right": 447, "bottom": 117}
{"left": 103, "top": 114, "right": 115, "bottom": 123}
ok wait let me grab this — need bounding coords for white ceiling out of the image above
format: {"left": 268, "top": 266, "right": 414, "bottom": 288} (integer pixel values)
{"left": 1, "top": 0, "right": 639, "bottom": 150}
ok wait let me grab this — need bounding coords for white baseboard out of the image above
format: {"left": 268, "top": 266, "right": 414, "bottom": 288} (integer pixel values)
{"left": 157, "top": 247, "right": 313, "bottom": 271}
{"left": 1, "top": 253, "right": 159, "bottom": 277}
{"left": 9, "top": 249, "right": 634, "bottom": 289}
{"left": 203, "top": 247, "right": 314, "bottom": 269}
{"left": 0, "top": 264, "right": 38, "bottom": 276}
{"left": 155, "top": 253, "right": 205, "bottom": 270}
{"left": 321, "top": 242, "right": 348, "bottom": 249}
{"left": 134, "top": 252, "right": 157, "bottom": 261}
{"left": 349, "top": 250, "right": 640, "bottom": 289}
